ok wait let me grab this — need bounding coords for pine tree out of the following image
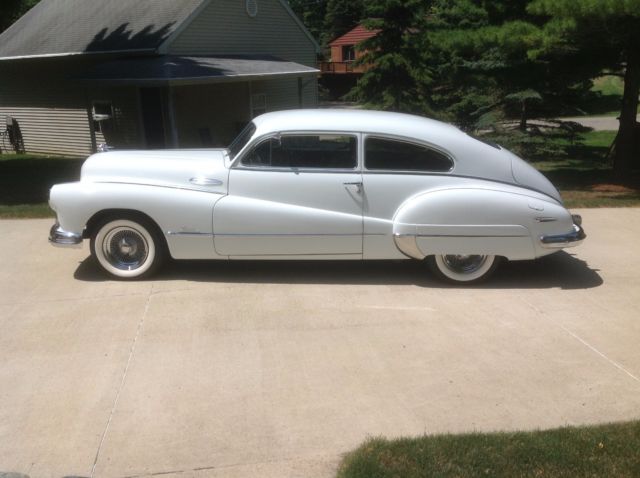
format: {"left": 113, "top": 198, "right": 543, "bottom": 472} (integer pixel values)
{"left": 349, "top": 0, "right": 432, "bottom": 113}
{"left": 0, "top": 0, "right": 40, "bottom": 33}
{"left": 322, "top": 0, "right": 365, "bottom": 45}
{"left": 287, "top": 0, "right": 328, "bottom": 44}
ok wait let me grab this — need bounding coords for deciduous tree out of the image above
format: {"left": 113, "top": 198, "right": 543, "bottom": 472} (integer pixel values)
{"left": 528, "top": 0, "right": 640, "bottom": 174}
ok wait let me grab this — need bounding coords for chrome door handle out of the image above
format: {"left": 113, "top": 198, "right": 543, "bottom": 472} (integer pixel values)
{"left": 190, "top": 177, "right": 223, "bottom": 186}
{"left": 343, "top": 181, "right": 363, "bottom": 193}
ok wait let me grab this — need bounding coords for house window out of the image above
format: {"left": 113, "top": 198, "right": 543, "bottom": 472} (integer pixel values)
{"left": 251, "top": 93, "right": 266, "bottom": 118}
{"left": 92, "top": 101, "right": 113, "bottom": 134}
{"left": 342, "top": 45, "right": 356, "bottom": 62}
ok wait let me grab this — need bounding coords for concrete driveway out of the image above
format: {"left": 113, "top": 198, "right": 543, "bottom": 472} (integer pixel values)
{"left": 1, "top": 208, "right": 639, "bottom": 478}
{"left": 558, "top": 114, "right": 639, "bottom": 131}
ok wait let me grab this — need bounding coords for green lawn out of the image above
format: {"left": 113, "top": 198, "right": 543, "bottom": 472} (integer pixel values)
{"left": 581, "top": 74, "right": 636, "bottom": 117}
{"left": 338, "top": 421, "right": 640, "bottom": 478}
{"left": 0, "top": 153, "right": 84, "bottom": 218}
{"left": 530, "top": 131, "right": 640, "bottom": 208}
{"left": 592, "top": 75, "right": 624, "bottom": 97}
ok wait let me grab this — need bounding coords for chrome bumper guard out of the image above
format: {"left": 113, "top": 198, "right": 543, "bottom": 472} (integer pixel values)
{"left": 49, "top": 223, "right": 83, "bottom": 248}
{"left": 540, "top": 222, "right": 586, "bottom": 249}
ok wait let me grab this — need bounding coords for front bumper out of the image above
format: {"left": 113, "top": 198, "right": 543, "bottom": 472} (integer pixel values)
{"left": 49, "top": 222, "right": 83, "bottom": 248}
{"left": 540, "top": 219, "right": 586, "bottom": 249}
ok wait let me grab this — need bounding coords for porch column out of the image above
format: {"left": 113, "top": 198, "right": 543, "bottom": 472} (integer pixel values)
{"left": 167, "top": 86, "right": 179, "bottom": 148}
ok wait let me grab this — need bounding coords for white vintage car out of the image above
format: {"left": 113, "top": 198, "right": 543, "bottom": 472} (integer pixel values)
{"left": 49, "top": 109, "right": 585, "bottom": 283}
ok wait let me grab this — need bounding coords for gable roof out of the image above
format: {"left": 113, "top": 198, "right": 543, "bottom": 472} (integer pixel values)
{"left": 0, "top": 0, "right": 206, "bottom": 61}
{"left": 329, "top": 24, "right": 379, "bottom": 47}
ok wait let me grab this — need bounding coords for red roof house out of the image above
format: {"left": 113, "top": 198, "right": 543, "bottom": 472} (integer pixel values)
{"left": 320, "top": 24, "right": 379, "bottom": 74}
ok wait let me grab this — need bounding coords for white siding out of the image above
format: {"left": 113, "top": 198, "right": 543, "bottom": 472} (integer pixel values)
{"left": 168, "top": 0, "right": 317, "bottom": 67}
{"left": 0, "top": 75, "right": 93, "bottom": 157}
{"left": 0, "top": 61, "right": 142, "bottom": 157}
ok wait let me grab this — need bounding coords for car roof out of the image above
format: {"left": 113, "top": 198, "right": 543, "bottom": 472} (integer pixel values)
{"left": 252, "top": 109, "right": 461, "bottom": 141}
{"left": 249, "top": 109, "right": 516, "bottom": 184}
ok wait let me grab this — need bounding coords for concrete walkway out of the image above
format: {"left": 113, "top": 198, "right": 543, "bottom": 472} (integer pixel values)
{"left": 1, "top": 209, "right": 640, "bottom": 478}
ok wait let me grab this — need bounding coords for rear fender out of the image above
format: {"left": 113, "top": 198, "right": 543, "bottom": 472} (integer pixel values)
{"left": 392, "top": 188, "right": 572, "bottom": 260}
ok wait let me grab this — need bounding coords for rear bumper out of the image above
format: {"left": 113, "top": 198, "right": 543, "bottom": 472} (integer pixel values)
{"left": 49, "top": 222, "right": 83, "bottom": 248}
{"left": 540, "top": 221, "right": 586, "bottom": 249}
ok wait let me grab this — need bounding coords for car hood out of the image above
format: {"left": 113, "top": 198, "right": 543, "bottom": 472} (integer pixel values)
{"left": 81, "top": 149, "right": 229, "bottom": 194}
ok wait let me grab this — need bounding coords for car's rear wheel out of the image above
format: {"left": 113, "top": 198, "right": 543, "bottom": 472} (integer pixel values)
{"left": 90, "top": 217, "right": 165, "bottom": 280}
{"left": 427, "top": 254, "right": 499, "bottom": 284}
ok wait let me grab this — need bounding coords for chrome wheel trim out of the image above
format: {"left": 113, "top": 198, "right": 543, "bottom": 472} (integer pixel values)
{"left": 94, "top": 220, "right": 156, "bottom": 278}
{"left": 434, "top": 254, "right": 495, "bottom": 282}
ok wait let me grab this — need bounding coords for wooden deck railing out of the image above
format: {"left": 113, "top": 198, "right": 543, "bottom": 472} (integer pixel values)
{"left": 319, "top": 61, "right": 368, "bottom": 74}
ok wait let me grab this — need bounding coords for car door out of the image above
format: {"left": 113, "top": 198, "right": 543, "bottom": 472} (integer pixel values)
{"left": 213, "top": 133, "right": 363, "bottom": 257}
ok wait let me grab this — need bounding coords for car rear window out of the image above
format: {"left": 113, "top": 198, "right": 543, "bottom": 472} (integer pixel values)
{"left": 365, "top": 137, "right": 453, "bottom": 172}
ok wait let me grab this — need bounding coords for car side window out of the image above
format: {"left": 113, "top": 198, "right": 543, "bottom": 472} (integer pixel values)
{"left": 241, "top": 134, "right": 357, "bottom": 169}
{"left": 365, "top": 137, "right": 453, "bottom": 172}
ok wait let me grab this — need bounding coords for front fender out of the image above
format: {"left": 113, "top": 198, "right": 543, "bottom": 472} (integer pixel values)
{"left": 49, "top": 182, "right": 225, "bottom": 259}
{"left": 392, "top": 187, "right": 573, "bottom": 260}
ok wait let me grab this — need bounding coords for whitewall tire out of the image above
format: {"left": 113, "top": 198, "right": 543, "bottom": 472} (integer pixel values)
{"left": 428, "top": 254, "right": 499, "bottom": 284}
{"left": 91, "top": 218, "right": 164, "bottom": 279}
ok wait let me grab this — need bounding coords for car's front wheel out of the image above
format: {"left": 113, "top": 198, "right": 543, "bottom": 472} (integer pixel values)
{"left": 90, "top": 217, "right": 165, "bottom": 280}
{"left": 427, "top": 254, "right": 499, "bottom": 284}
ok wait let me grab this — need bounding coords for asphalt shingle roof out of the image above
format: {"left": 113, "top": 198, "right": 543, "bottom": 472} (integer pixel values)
{"left": 0, "top": 0, "right": 205, "bottom": 60}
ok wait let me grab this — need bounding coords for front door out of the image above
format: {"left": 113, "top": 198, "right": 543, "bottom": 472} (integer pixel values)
{"left": 214, "top": 133, "right": 363, "bottom": 257}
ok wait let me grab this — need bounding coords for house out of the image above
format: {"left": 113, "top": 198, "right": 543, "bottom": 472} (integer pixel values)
{"left": 318, "top": 24, "right": 378, "bottom": 100}
{"left": 0, "top": 0, "right": 319, "bottom": 156}
{"left": 320, "top": 24, "right": 378, "bottom": 75}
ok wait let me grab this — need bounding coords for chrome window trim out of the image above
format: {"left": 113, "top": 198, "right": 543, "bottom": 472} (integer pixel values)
{"left": 363, "top": 133, "right": 455, "bottom": 174}
{"left": 232, "top": 131, "right": 361, "bottom": 172}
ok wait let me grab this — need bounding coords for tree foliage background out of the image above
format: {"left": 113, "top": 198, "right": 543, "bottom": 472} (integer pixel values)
{"left": 342, "top": 0, "right": 639, "bottom": 172}
{"left": 0, "top": 0, "right": 39, "bottom": 33}
{"left": 1, "top": 0, "right": 638, "bottom": 171}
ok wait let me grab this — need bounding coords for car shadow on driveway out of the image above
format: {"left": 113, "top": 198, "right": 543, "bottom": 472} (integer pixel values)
{"left": 74, "top": 251, "right": 603, "bottom": 290}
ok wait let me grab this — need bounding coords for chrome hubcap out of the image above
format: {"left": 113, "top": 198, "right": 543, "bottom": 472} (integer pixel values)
{"left": 442, "top": 255, "right": 488, "bottom": 274}
{"left": 103, "top": 227, "right": 148, "bottom": 271}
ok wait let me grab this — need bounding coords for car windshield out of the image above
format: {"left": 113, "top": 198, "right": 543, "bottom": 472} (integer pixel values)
{"left": 227, "top": 122, "right": 257, "bottom": 160}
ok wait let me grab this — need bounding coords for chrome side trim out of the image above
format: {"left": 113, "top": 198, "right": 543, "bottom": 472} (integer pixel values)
{"left": 49, "top": 223, "right": 83, "bottom": 249}
{"left": 416, "top": 234, "right": 526, "bottom": 238}
{"left": 393, "top": 234, "right": 426, "bottom": 260}
{"left": 535, "top": 217, "right": 558, "bottom": 223}
{"left": 167, "top": 231, "right": 214, "bottom": 236}
{"left": 214, "top": 233, "right": 362, "bottom": 237}
{"left": 540, "top": 224, "right": 586, "bottom": 249}
{"left": 189, "top": 177, "right": 223, "bottom": 186}
{"left": 93, "top": 181, "right": 225, "bottom": 194}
